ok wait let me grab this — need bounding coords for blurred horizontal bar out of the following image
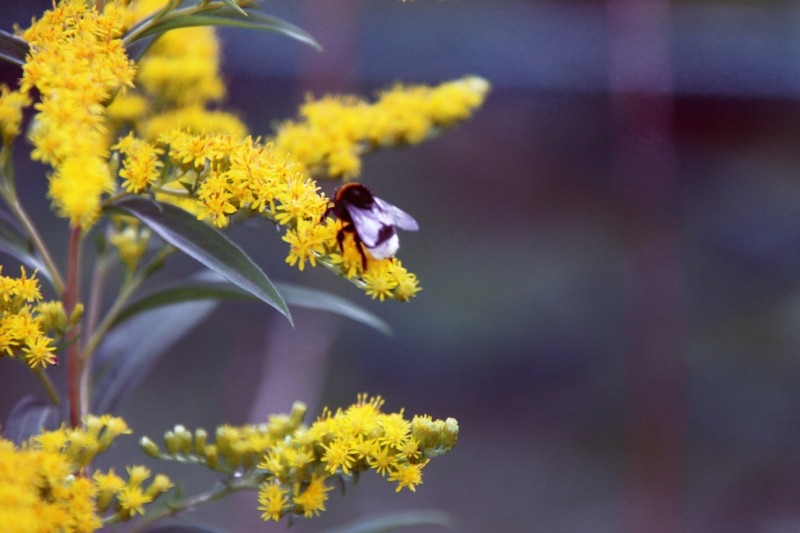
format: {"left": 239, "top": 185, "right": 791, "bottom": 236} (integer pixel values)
{"left": 220, "top": 1, "right": 800, "bottom": 98}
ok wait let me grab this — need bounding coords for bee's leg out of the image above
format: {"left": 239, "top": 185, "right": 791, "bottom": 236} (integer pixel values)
{"left": 337, "top": 224, "right": 368, "bottom": 270}
{"left": 349, "top": 232, "right": 369, "bottom": 270}
{"left": 320, "top": 205, "right": 332, "bottom": 223}
{"left": 336, "top": 226, "right": 347, "bottom": 252}
{"left": 358, "top": 244, "right": 368, "bottom": 271}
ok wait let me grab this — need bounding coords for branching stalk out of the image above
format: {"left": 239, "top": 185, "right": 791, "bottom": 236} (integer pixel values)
{"left": 64, "top": 225, "right": 84, "bottom": 427}
{"left": 126, "top": 474, "right": 260, "bottom": 533}
{"left": 32, "top": 366, "right": 60, "bottom": 406}
{"left": 0, "top": 148, "right": 65, "bottom": 294}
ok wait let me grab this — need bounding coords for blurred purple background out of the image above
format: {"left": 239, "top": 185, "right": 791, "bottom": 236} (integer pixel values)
{"left": 4, "top": 0, "right": 800, "bottom": 531}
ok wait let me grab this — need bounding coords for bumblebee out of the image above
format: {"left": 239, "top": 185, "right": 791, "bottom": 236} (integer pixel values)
{"left": 324, "top": 183, "right": 419, "bottom": 268}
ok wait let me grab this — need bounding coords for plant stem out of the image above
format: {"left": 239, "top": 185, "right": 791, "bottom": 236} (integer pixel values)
{"left": 81, "top": 268, "right": 143, "bottom": 363}
{"left": 4, "top": 195, "right": 66, "bottom": 294}
{"left": 122, "top": 2, "right": 206, "bottom": 46}
{"left": 32, "top": 366, "right": 60, "bottom": 406}
{"left": 127, "top": 476, "right": 259, "bottom": 533}
{"left": 0, "top": 149, "right": 65, "bottom": 294}
{"left": 64, "top": 225, "right": 84, "bottom": 426}
{"left": 85, "top": 253, "right": 109, "bottom": 346}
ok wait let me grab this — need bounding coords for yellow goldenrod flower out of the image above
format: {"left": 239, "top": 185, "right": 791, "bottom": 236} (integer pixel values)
{"left": 93, "top": 469, "right": 125, "bottom": 512}
{"left": 292, "top": 474, "right": 332, "bottom": 518}
{"left": 195, "top": 168, "right": 239, "bottom": 228}
{"left": 145, "top": 396, "right": 456, "bottom": 523}
{"left": 367, "top": 444, "right": 395, "bottom": 477}
{"left": 21, "top": 334, "right": 56, "bottom": 368}
{"left": 0, "top": 85, "right": 31, "bottom": 143}
{"left": 108, "top": 90, "right": 423, "bottom": 300}
{"left": 107, "top": 93, "right": 150, "bottom": 123}
{"left": 108, "top": 220, "right": 152, "bottom": 272}
{"left": 34, "top": 300, "right": 67, "bottom": 333}
{"left": 0, "top": 267, "right": 58, "bottom": 369}
{"left": 282, "top": 219, "right": 332, "bottom": 270}
{"left": 126, "top": 465, "right": 152, "bottom": 487}
{"left": 48, "top": 155, "right": 115, "bottom": 229}
{"left": 273, "top": 76, "right": 491, "bottom": 180}
{"left": 114, "top": 133, "right": 165, "bottom": 193}
{"left": 258, "top": 481, "right": 289, "bottom": 522}
{"left": 14, "top": 417, "right": 172, "bottom": 524}
{"left": 145, "top": 474, "right": 174, "bottom": 499}
{"left": 378, "top": 412, "right": 412, "bottom": 448}
{"left": 0, "top": 434, "right": 103, "bottom": 532}
{"left": 320, "top": 437, "right": 356, "bottom": 475}
{"left": 116, "top": 485, "right": 152, "bottom": 517}
{"left": 387, "top": 460, "right": 428, "bottom": 493}
{"left": 362, "top": 260, "right": 400, "bottom": 301}
{"left": 140, "top": 106, "right": 248, "bottom": 142}
{"left": 137, "top": 26, "right": 225, "bottom": 107}
{"left": 260, "top": 394, "right": 455, "bottom": 519}
{"left": 20, "top": 0, "right": 135, "bottom": 229}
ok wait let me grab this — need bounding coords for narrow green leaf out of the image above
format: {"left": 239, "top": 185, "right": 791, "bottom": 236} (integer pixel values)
{"left": 0, "top": 213, "right": 53, "bottom": 286}
{"left": 143, "top": 525, "right": 228, "bottom": 533}
{"left": 112, "top": 281, "right": 252, "bottom": 326}
{"left": 108, "top": 198, "right": 291, "bottom": 323}
{"left": 125, "top": 7, "right": 320, "bottom": 51}
{"left": 92, "top": 300, "right": 218, "bottom": 414}
{"left": 114, "top": 272, "right": 392, "bottom": 335}
{"left": 276, "top": 281, "right": 393, "bottom": 336}
{"left": 0, "top": 29, "right": 29, "bottom": 66}
{"left": 321, "top": 510, "right": 455, "bottom": 533}
{"left": 3, "top": 396, "right": 63, "bottom": 444}
{"left": 219, "top": 0, "right": 247, "bottom": 17}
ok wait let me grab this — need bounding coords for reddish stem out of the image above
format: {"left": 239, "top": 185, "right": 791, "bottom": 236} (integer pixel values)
{"left": 64, "top": 224, "right": 84, "bottom": 427}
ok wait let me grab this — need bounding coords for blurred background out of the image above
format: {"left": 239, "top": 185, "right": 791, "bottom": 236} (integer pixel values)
{"left": 4, "top": 0, "right": 800, "bottom": 531}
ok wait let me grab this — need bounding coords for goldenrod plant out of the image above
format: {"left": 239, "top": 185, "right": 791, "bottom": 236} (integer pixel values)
{"left": 0, "top": 1, "right": 488, "bottom": 531}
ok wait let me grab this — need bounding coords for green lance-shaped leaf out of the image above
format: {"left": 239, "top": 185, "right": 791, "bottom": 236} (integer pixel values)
{"left": 92, "top": 299, "right": 218, "bottom": 414}
{"left": 218, "top": 0, "right": 247, "bottom": 17}
{"left": 123, "top": 5, "right": 321, "bottom": 51}
{"left": 107, "top": 198, "right": 291, "bottom": 324}
{"left": 0, "top": 29, "right": 29, "bottom": 66}
{"left": 0, "top": 212, "right": 54, "bottom": 287}
{"left": 113, "top": 271, "right": 393, "bottom": 335}
{"left": 3, "top": 396, "right": 63, "bottom": 444}
{"left": 320, "top": 510, "right": 455, "bottom": 533}
{"left": 142, "top": 524, "right": 228, "bottom": 533}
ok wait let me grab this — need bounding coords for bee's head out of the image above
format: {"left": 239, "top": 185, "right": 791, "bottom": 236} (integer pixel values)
{"left": 336, "top": 182, "right": 375, "bottom": 209}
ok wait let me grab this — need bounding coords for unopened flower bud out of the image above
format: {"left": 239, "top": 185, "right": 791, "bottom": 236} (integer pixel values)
{"left": 194, "top": 428, "right": 207, "bottom": 456}
{"left": 139, "top": 436, "right": 161, "bottom": 458}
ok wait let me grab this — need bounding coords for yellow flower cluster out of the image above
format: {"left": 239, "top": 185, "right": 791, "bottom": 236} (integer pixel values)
{"left": 8, "top": 0, "right": 486, "bottom": 301}
{"left": 0, "top": 267, "right": 60, "bottom": 368}
{"left": 137, "top": 26, "right": 225, "bottom": 107}
{"left": 112, "top": 127, "right": 419, "bottom": 299}
{"left": 94, "top": 465, "right": 173, "bottom": 521}
{"left": 152, "top": 131, "right": 328, "bottom": 229}
{"left": 259, "top": 394, "right": 458, "bottom": 520}
{"left": 107, "top": 218, "right": 152, "bottom": 272}
{"left": 0, "top": 438, "right": 101, "bottom": 533}
{"left": 20, "top": 0, "right": 136, "bottom": 229}
{"left": 113, "top": 133, "right": 165, "bottom": 194}
{"left": 0, "top": 415, "right": 172, "bottom": 532}
{"left": 0, "top": 85, "right": 31, "bottom": 144}
{"left": 36, "top": 414, "right": 133, "bottom": 469}
{"left": 140, "top": 404, "right": 308, "bottom": 473}
{"left": 108, "top": 0, "right": 247, "bottom": 142}
{"left": 141, "top": 396, "right": 458, "bottom": 523}
{"left": 283, "top": 219, "right": 421, "bottom": 301}
{"left": 274, "top": 76, "right": 491, "bottom": 180}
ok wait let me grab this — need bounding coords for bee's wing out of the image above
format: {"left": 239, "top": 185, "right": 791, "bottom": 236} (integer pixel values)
{"left": 374, "top": 198, "right": 419, "bottom": 231}
{"left": 346, "top": 204, "right": 390, "bottom": 247}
